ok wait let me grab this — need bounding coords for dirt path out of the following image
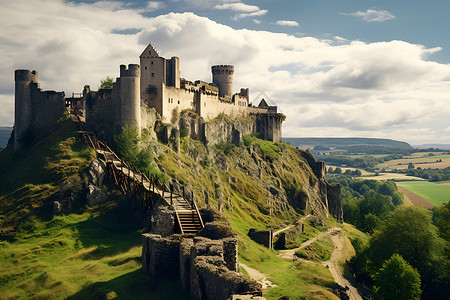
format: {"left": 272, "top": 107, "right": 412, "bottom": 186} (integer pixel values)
{"left": 278, "top": 227, "right": 363, "bottom": 299}
{"left": 277, "top": 227, "right": 340, "bottom": 260}
{"left": 273, "top": 214, "right": 311, "bottom": 237}
{"left": 397, "top": 186, "right": 434, "bottom": 208}
{"left": 239, "top": 263, "right": 277, "bottom": 289}
{"left": 321, "top": 230, "right": 362, "bottom": 300}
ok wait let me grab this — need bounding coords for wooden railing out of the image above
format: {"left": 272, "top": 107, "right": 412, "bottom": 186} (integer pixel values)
{"left": 67, "top": 107, "right": 204, "bottom": 233}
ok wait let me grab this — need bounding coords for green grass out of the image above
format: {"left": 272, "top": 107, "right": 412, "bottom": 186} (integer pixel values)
{"left": 0, "top": 207, "right": 184, "bottom": 299}
{"left": 431, "top": 154, "right": 450, "bottom": 159}
{"left": 0, "top": 115, "right": 352, "bottom": 299}
{"left": 396, "top": 181, "right": 450, "bottom": 206}
{"left": 0, "top": 116, "right": 184, "bottom": 299}
{"left": 295, "top": 236, "right": 334, "bottom": 261}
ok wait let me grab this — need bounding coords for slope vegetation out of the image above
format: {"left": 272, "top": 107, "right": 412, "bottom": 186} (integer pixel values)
{"left": 0, "top": 115, "right": 353, "bottom": 299}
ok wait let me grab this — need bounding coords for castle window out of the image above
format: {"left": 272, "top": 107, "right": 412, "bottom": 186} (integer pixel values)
{"left": 177, "top": 100, "right": 180, "bottom": 104}
{"left": 151, "top": 61, "right": 153, "bottom": 65}
{"left": 145, "top": 66, "right": 147, "bottom": 70}
{"left": 151, "top": 73, "right": 155, "bottom": 77}
{"left": 204, "top": 103, "right": 206, "bottom": 107}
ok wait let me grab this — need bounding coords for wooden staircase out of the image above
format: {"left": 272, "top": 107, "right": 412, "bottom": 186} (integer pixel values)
{"left": 173, "top": 196, "right": 204, "bottom": 234}
{"left": 67, "top": 108, "right": 204, "bottom": 235}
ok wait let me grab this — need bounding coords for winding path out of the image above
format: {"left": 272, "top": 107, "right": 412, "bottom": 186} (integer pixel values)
{"left": 278, "top": 227, "right": 363, "bottom": 300}
{"left": 321, "top": 229, "right": 362, "bottom": 300}
{"left": 277, "top": 227, "right": 340, "bottom": 260}
{"left": 239, "top": 263, "right": 277, "bottom": 289}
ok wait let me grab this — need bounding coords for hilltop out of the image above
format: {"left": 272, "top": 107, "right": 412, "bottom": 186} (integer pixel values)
{"left": 0, "top": 115, "right": 359, "bottom": 299}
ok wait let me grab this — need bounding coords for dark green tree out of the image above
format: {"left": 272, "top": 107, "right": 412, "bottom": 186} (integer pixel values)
{"left": 370, "top": 206, "right": 440, "bottom": 272}
{"left": 99, "top": 76, "right": 113, "bottom": 89}
{"left": 376, "top": 254, "right": 421, "bottom": 300}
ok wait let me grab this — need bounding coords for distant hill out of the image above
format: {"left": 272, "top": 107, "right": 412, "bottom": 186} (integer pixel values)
{"left": 0, "top": 127, "right": 12, "bottom": 148}
{"left": 283, "top": 137, "right": 413, "bottom": 155}
{"left": 283, "top": 137, "right": 412, "bottom": 149}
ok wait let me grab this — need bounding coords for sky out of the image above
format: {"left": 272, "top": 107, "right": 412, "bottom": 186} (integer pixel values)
{"left": 0, "top": 0, "right": 449, "bottom": 145}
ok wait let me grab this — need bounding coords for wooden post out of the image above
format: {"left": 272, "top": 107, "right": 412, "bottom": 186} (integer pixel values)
{"left": 191, "top": 191, "right": 194, "bottom": 207}
{"left": 182, "top": 185, "right": 185, "bottom": 200}
{"left": 170, "top": 183, "right": 173, "bottom": 206}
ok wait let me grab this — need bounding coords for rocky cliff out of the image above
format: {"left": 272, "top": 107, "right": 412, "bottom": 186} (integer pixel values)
{"left": 149, "top": 112, "right": 342, "bottom": 225}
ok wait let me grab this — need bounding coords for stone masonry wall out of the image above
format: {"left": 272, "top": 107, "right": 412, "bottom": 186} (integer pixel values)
{"left": 142, "top": 234, "right": 261, "bottom": 300}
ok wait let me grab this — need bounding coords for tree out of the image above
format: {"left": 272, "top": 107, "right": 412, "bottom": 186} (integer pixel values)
{"left": 376, "top": 254, "right": 422, "bottom": 300}
{"left": 370, "top": 206, "right": 440, "bottom": 272}
{"left": 113, "top": 125, "right": 139, "bottom": 165}
{"left": 99, "top": 76, "right": 113, "bottom": 89}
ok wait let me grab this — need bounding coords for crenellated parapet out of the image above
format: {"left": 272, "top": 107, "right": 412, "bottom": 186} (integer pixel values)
{"left": 212, "top": 65, "right": 234, "bottom": 98}
{"left": 120, "top": 64, "right": 140, "bottom": 77}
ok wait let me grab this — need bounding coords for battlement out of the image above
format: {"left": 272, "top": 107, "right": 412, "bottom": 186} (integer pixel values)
{"left": 211, "top": 65, "right": 234, "bottom": 75}
{"left": 15, "top": 69, "right": 38, "bottom": 82}
{"left": 120, "top": 64, "right": 140, "bottom": 77}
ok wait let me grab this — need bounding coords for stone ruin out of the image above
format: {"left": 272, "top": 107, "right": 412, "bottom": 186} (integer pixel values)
{"left": 142, "top": 233, "right": 263, "bottom": 300}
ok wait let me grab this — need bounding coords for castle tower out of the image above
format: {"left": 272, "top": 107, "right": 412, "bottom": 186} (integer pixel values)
{"left": 119, "top": 64, "right": 141, "bottom": 135}
{"left": 212, "top": 65, "right": 234, "bottom": 98}
{"left": 14, "top": 70, "right": 38, "bottom": 151}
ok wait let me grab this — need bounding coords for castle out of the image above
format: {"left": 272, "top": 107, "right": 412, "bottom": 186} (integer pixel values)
{"left": 13, "top": 43, "right": 284, "bottom": 151}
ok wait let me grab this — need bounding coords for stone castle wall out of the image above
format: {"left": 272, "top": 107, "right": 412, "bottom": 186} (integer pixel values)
{"left": 142, "top": 233, "right": 261, "bottom": 300}
{"left": 14, "top": 70, "right": 65, "bottom": 150}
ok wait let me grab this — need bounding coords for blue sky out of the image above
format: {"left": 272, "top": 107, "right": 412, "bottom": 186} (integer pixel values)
{"left": 0, "top": 0, "right": 449, "bottom": 144}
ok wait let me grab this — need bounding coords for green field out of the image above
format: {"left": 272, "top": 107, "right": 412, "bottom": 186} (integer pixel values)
{"left": 396, "top": 181, "right": 450, "bottom": 206}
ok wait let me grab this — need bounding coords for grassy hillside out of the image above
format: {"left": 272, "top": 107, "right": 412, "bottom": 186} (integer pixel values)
{"left": 0, "top": 116, "right": 360, "bottom": 299}
{"left": 0, "top": 117, "right": 183, "bottom": 299}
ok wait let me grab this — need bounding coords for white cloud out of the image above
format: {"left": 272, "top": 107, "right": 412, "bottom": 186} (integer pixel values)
{"left": 1, "top": 1, "right": 449, "bottom": 143}
{"left": 146, "top": 1, "right": 165, "bottom": 11}
{"left": 253, "top": 19, "right": 261, "bottom": 24}
{"left": 213, "top": 2, "right": 267, "bottom": 20}
{"left": 232, "top": 9, "right": 268, "bottom": 20}
{"left": 341, "top": 9, "right": 396, "bottom": 22}
{"left": 275, "top": 20, "right": 299, "bottom": 27}
{"left": 214, "top": 3, "right": 260, "bottom": 12}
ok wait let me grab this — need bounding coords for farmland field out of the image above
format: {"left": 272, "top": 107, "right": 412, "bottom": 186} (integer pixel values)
{"left": 376, "top": 152, "right": 450, "bottom": 170}
{"left": 396, "top": 181, "right": 450, "bottom": 206}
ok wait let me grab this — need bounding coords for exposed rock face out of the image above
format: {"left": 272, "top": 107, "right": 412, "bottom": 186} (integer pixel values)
{"left": 53, "top": 201, "right": 62, "bottom": 215}
{"left": 87, "top": 159, "right": 106, "bottom": 186}
{"left": 300, "top": 151, "right": 343, "bottom": 222}
{"left": 86, "top": 185, "right": 108, "bottom": 205}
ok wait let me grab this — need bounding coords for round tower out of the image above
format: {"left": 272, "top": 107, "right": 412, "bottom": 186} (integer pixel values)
{"left": 212, "top": 65, "right": 234, "bottom": 98}
{"left": 14, "top": 69, "right": 38, "bottom": 151}
{"left": 119, "top": 64, "right": 141, "bottom": 135}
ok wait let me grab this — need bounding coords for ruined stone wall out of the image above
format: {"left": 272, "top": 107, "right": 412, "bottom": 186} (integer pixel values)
{"left": 248, "top": 229, "right": 273, "bottom": 249}
{"left": 142, "top": 234, "right": 261, "bottom": 300}
{"left": 30, "top": 88, "right": 65, "bottom": 140}
{"left": 255, "top": 113, "right": 283, "bottom": 143}
{"left": 85, "top": 86, "right": 121, "bottom": 143}
{"left": 14, "top": 69, "right": 65, "bottom": 150}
